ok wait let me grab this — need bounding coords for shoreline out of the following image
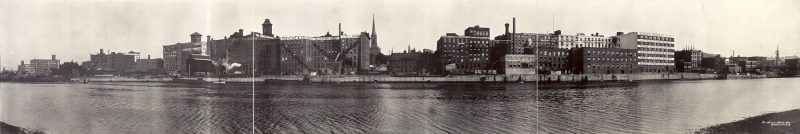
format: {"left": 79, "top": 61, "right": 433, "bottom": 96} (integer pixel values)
{"left": 57, "top": 73, "right": 784, "bottom": 84}
{"left": 1, "top": 121, "right": 43, "bottom": 134}
{"left": 697, "top": 109, "right": 800, "bottom": 133}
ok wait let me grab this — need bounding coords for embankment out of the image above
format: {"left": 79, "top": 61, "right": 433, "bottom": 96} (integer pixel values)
{"left": 696, "top": 109, "right": 800, "bottom": 133}
{"left": 68, "top": 73, "right": 769, "bottom": 83}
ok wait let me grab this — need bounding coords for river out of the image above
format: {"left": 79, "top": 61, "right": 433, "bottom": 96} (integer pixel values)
{"left": 1, "top": 78, "right": 798, "bottom": 133}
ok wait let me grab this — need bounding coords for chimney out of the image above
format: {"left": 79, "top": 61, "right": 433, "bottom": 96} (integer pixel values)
{"left": 51, "top": 55, "right": 56, "bottom": 60}
{"left": 616, "top": 32, "right": 624, "bottom": 36}
{"left": 20, "top": 61, "right": 24, "bottom": 65}
{"left": 148, "top": 55, "right": 151, "bottom": 59}
{"left": 206, "top": 35, "right": 211, "bottom": 42}
{"left": 504, "top": 23, "right": 510, "bottom": 35}
{"left": 512, "top": 17, "right": 516, "bottom": 35}
{"left": 100, "top": 49, "right": 104, "bottom": 54}
{"left": 239, "top": 29, "right": 244, "bottom": 35}
{"left": 338, "top": 23, "right": 342, "bottom": 36}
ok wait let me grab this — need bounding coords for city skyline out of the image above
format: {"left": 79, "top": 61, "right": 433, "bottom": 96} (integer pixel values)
{"left": 2, "top": 0, "right": 800, "bottom": 69}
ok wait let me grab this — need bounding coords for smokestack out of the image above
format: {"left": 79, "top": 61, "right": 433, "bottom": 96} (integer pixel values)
{"left": 148, "top": 55, "right": 151, "bottom": 59}
{"left": 20, "top": 61, "right": 24, "bottom": 65}
{"left": 206, "top": 35, "right": 211, "bottom": 42}
{"left": 100, "top": 49, "right": 104, "bottom": 54}
{"left": 338, "top": 23, "right": 342, "bottom": 36}
{"left": 504, "top": 23, "right": 510, "bottom": 35}
{"left": 512, "top": 17, "right": 516, "bottom": 35}
{"left": 51, "top": 55, "right": 56, "bottom": 60}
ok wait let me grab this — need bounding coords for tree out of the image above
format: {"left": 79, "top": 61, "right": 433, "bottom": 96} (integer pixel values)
{"left": 52, "top": 62, "right": 84, "bottom": 77}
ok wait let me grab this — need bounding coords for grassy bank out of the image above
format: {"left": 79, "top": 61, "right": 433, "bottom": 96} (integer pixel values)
{"left": 1, "top": 121, "right": 44, "bottom": 134}
{"left": 697, "top": 109, "right": 800, "bottom": 133}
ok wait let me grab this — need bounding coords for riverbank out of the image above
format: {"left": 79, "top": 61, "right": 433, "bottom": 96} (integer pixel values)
{"left": 64, "top": 73, "right": 777, "bottom": 83}
{"left": 1, "top": 121, "right": 43, "bottom": 134}
{"left": 697, "top": 109, "right": 800, "bottom": 133}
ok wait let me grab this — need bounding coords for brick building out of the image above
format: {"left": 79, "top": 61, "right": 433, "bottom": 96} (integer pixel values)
{"left": 88, "top": 50, "right": 137, "bottom": 73}
{"left": 568, "top": 47, "right": 638, "bottom": 74}
{"left": 675, "top": 49, "right": 703, "bottom": 72}
{"left": 17, "top": 55, "right": 60, "bottom": 75}
{"left": 164, "top": 32, "right": 209, "bottom": 76}
{"left": 437, "top": 25, "right": 494, "bottom": 75}
{"left": 389, "top": 48, "right": 441, "bottom": 76}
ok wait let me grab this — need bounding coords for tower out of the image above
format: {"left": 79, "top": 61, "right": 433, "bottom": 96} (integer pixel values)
{"left": 262, "top": 18, "right": 274, "bottom": 37}
{"left": 190, "top": 32, "right": 202, "bottom": 43}
{"left": 370, "top": 14, "right": 380, "bottom": 54}
{"left": 776, "top": 45, "right": 780, "bottom": 66}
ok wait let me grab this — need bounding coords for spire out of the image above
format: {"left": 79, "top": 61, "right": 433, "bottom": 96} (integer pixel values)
{"left": 371, "top": 14, "right": 378, "bottom": 48}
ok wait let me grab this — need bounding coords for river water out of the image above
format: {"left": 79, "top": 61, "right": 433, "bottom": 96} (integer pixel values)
{"left": 1, "top": 78, "right": 798, "bottom": 133}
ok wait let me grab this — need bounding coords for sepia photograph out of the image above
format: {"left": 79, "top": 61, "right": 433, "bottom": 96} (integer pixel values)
{"left": 1, "top": 0, "right": 799, "bottom": 133}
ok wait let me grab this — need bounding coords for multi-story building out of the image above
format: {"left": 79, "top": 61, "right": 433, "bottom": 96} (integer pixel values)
{"left": 17, "top": 55, "right": 60, "bottom": 75}
{"left": 389, "top": 48, "right": 441, "bottom": 76}
{"left": 437, "top": 26, "right": 494, "bottom": 75}
{"left": 730, "top": 56, "right": 767, "bottom": 74}
{"left": 675, "top": 49, "right": 703, "bottom": 72}
{"left": 552, "top": 30, "right": 617, "bottom": 49}
{"left": 88, "top": 49, "right": 137, "bottom": 73}
{"left": 568, "top": 48, "right": 638, "bottom": 74}
{"left": 700, "top": 53, "right": 726, "bottom": 73}
{"left": 494, "top": 30, "right": 613, "bottom": 74}
{"left": 614, "top": 32, "right": 676, "bottom": 73}
{"left": 134, "top": 55, "right": 164, "bottom": 73}
{"left": 164, "top": 32, "right": 207, "bottom": 76}
{"left": 279, "top": 31, "right": 372, "bottom": 75}
{"left": 209, "top": 28, "right": 281, "bottom": 75}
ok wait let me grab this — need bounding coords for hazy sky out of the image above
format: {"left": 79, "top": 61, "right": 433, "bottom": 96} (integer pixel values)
{"left": 1, "top": 0, "right": 799, "bottom": 69}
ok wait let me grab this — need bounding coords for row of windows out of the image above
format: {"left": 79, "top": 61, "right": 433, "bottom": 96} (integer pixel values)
{"left": 588, "top": 58, "right": 636, "bottom": 62}
{"left": 442, "top": 39, "right": 490, "bottom": 44}
{"left": 639, "top": 59, "right": 674, "bottom": 63}
{"left": 638, "top": 53, "right": 675, "bottom": 58}
{"left": 588, "top": 64, "right": 635, "bottom": 69}
{"left": 587, "top": 51, "right": 636, "bottom": 57}
{"left": 637, "top": 41, "right": 674, "bottom": 47}
{"left": 637, "top": 35, "right": 675, "bottom": 42}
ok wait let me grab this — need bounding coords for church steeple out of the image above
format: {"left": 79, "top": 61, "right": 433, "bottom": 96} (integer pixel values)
{"left": 371, "top": 14, "right": 378, "bottom": 48}
{"left": 776, "top": 45, "right": 780, "bottom": 66}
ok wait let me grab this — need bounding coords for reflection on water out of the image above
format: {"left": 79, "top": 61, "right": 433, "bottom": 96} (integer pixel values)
{"left": 2, "top": 78, "right": 799, "bottom": 133}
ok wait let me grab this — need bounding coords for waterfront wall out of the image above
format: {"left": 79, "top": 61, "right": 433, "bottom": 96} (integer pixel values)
{"left": 71, "top": 77, "right": 172, "bottom": 82}
{"left": 309, "top": 73, "right": 722, "bottom": 83}
{"left": 70, "top": 73, "right": 770, "bottom": 83}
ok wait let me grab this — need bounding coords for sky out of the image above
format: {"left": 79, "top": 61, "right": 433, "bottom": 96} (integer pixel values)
{"left": 1, "top": 0, "right": 799, "bottom": 69}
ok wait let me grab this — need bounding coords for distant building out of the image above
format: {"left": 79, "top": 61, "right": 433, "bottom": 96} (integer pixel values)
{"left": 730, "top": 56, "right": 767, "bottom": 74}
{"left": 437, "top": 25, "right": 494, "bottom": 75}
{"left": 783, "top": 58, "right": 799, "bottom": 76}
{"left": 675, "top": 49, "right": 703, "bottom": 72}
{"left": 568, "top": 48, "right": 638, "bottom": 74}
{"left": 88, "top": 49, "right": 137, "bottom": 73}
{"left": 614, "top": 32, "right": 676, "bottom": 73}
{"left": 389, "top": 48, "right": 441, "bottom": 76}
{"left": 17, "top": 55, "right": 60, "bottom": 75}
